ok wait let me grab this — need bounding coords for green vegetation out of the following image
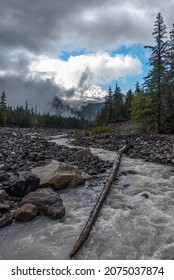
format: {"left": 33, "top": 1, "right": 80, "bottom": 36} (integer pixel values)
{"left": 0, "top": 91, "right": 7, "bottom": 126}
{"left": 92, "top": 126, "right": 109, "bottom": 136}
{"left": 96, "top": 13, "right": 174, "bottom": 134}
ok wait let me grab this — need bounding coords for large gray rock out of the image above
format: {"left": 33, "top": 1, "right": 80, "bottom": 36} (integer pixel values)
{"left": 15, "top": 203, "right": 39, "bottom": 222}
{"left": 6, "top": 171, "right": 40, "bottom": 197}
{"left": 31, "top": 160, "right": 85, "bottom": 189}
{"left": 21, "top": 188, "right": 65, "bottom": 220}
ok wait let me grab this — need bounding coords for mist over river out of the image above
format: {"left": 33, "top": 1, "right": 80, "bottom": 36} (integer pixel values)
{"left": 0, "top": 135, "right": 174, "bottom": 260}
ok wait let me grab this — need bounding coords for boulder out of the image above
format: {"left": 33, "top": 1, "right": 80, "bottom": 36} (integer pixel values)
{"left": 31, "top": 160, "right": 85, "bottom": 189}
{"left": 15, "top": 203, "right": 39, "bottom": 222}
{"left": 75, "top": 148, "right": 91, "bottom": 158}
{"left": 0, "top": 213, "right": 13, "bottom": 228}
{"left": 21, "top": 188, "right": 65, "bottom": 220}
{"left": 6, "top": 171, "right": 40, "bottom": 197}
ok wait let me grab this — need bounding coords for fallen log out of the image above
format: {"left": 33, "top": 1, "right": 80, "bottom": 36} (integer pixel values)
{"left": 70, "top": 143, "right": 133, "bottom": 258}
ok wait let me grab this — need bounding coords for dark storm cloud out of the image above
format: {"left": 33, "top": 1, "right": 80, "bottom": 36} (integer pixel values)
{"left": 0, "top": 73, "right": 76, "bottom": 112}
{"left": 69, "top": 0, "right": 174, "bottom": 50}
{"left": 0, "top": 0, "right": 102, "bottom": 54}
{"left": 1, "top": 0, "right": 174, "bottom": 56}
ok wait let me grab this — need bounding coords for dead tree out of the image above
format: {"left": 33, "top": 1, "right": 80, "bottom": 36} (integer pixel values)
{"left": 70, "top": 143, "right": 132, "bottom": 258}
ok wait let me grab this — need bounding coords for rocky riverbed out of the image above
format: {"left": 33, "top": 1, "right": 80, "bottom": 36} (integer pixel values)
{"left": 0, "top": 127, "right": 112, "bottom": 227}
{"left": 71, "top": 132, "right": 174, "bottom": 166}
{"left": 1, "top": 127, "right": 174, "bottom": 228}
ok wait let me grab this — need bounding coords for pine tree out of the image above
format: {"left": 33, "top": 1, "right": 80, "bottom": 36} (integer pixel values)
{"left": 162, "top": 24, "right": 174, "bottom": 132}
{"left": 0, "top": 91, "right": 7, "bottom": 108}
{"left": 104, "top": 86, "right": 114, "bottom": 123}
{"left": 135, "top": 81, "right": 141, "bottom": 94}
{"left": 124, "top": 89, "right": 133, "bottom": 119}
{"left": 144, "top": 12, "right": 168, "bottom": 133}
{"left": 113, "top": 83, "right": 123, "bottom": 120}
{"left": 131, "top": 91, "right": 152, "bottom": 132}
{"left": 0, "top": 91, "right": 7, "bottom": 126}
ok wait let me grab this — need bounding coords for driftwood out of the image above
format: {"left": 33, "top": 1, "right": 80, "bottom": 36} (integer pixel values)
{"left": 70, "top": 143, "right": 133, "bottom": 258}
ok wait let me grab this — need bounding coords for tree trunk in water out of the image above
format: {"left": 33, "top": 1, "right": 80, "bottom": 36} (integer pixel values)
{"left": 69, "top": 143, "right": 133, "bottom": 258}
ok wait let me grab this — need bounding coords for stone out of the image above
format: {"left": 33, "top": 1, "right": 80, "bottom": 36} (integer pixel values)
{"left": 31, "top": 160, "right": 85, "bottom": 189}
{"left": 0, "top": 213, "right": 13, "bottom": 228}
{"left": 75, "top": 148, "right": 92, "bottom": 158}
{"left": 21, "top": 188, "right": 65, "bottom": 220}
{"left": 122, "top": 184, "right": 130, "bottom": 188}
{"left": 15, "top": 203, "right": 39, "bottom": 222}
{"left": 0, "top": 164, "right": 5, "bottom": 170}
{"left": 141, "top": 193, "right": 149, "bottom": 199}
{"left": 0, "top": 189, "right": 7, "bottom": 201}
{"left": 0, "top": 203, "right": 10, "bottom": 213}
{"left": 126, "top": 170, "right": 139, "bottom": 175}
{"left": 170, "top": 168, "right": 174, "bottom": 173}
{"left": 6, "top": 171, "right": 40, "bottom": 197}
{"left": 0, "top": 170, "right": 9, "bottom": 182}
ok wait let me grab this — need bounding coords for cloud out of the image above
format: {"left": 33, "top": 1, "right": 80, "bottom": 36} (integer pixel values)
{"left": 31, "top": 53, "right": 142, "bottom": 88}
{"left": 0, "top": 52, "right": 142, "bottom": 111}
{"left": 0, "top": 74, "right": 59, "bottom": 112}
{"left": 0, "top": 0, "right": 102, "bottom": 54}
{"left": 0, "top": 0, "right": 173, "bottom": 55}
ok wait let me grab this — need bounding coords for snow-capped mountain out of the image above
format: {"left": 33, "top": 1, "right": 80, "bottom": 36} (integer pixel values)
{"left": 73, "top": 85, "right": 107, "bottom": 102}
{"left": 51, "top": 82, "right": 107, "bottom": 118}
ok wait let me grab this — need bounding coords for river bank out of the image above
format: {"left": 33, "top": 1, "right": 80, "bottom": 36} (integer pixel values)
{"left": 71, "top": 132, "right": 174, "bottom": 166}
{"left": 1, "top": 127, "right": 174, "bottom": 178}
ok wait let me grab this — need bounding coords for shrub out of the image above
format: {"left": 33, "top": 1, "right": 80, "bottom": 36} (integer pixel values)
{"left": 92, "top": 126, "right": 109, "bottom": 136}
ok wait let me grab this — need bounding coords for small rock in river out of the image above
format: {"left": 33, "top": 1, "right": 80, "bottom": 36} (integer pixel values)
{"left": 141, "top": 193, "right": 149, "bottom": 199}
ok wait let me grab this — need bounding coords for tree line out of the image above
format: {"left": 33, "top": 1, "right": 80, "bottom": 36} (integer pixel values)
{"left": 0, "top": 92, "right": 90, "bottom": 129}
{"left": 96, "top": 13, "right": 174, "bottom": 133}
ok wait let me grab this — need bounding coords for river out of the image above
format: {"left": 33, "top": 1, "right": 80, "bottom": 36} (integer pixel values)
{"left": 0, "top": 135, "right": 174, "bottom": 260}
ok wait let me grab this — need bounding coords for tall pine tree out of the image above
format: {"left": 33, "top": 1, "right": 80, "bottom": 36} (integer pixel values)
{"left": 0, "top": 91, "right": 7, "bottom": 126}
{"left": 113, "top": 83, "right": 123, "bottom": 121}
{"left": 144, "top": 12, "right": 168, "bottom": 133}
{"left": 163, "top": 24, "right": 174, "bottom": 132}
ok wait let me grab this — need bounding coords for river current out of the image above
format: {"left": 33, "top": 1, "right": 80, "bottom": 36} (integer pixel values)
{"left": 0, "top": 135, "right": 174, "bottom": 260}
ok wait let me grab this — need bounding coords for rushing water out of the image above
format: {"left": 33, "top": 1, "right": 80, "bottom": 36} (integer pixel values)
{"left": 0, "top": 135, "right": 174, "bottom": 260}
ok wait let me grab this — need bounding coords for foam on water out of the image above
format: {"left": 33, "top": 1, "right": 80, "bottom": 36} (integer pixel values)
{"left": 0, "top": 136, "right": 174, "bottom": 260}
